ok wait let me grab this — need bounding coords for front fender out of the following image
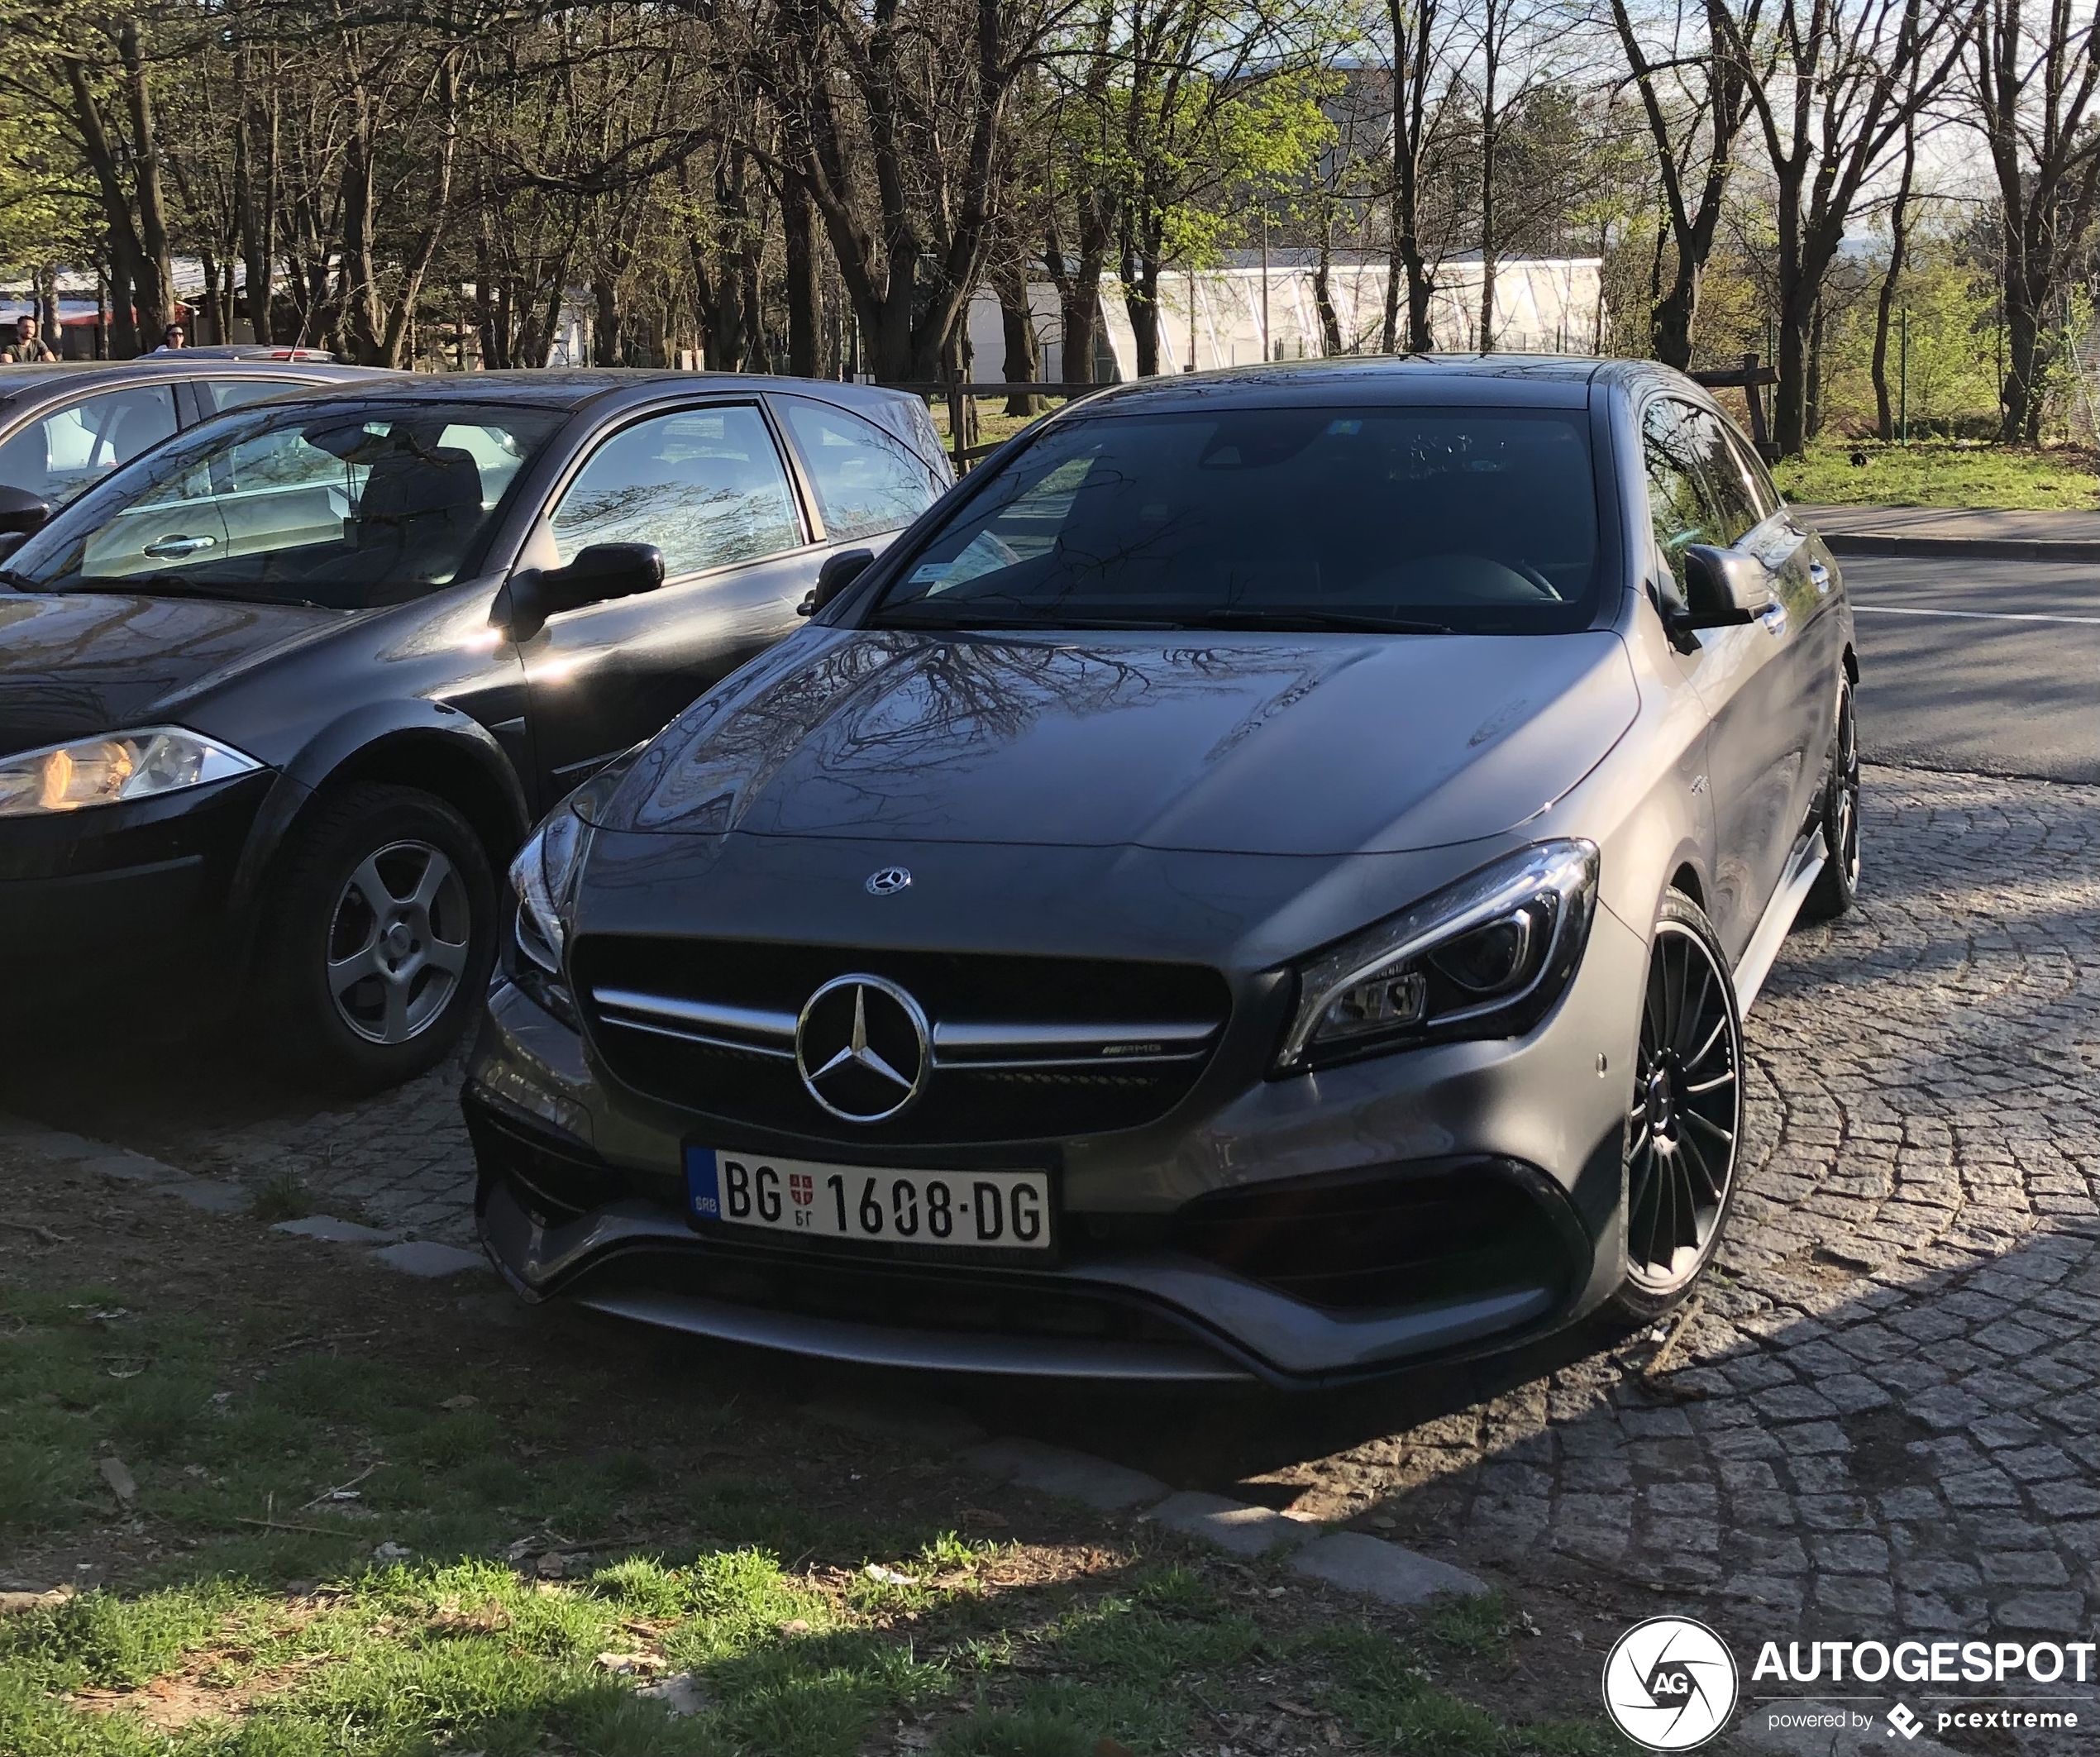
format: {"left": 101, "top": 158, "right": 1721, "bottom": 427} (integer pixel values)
{"left": 228, "top": 699, "right": 530, "bottom": 915}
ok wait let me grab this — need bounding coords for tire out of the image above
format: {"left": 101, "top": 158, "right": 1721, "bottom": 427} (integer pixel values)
{"left": 255, "top": 783, "right": 498, "bottom": 1093}
{"left": 1605, "top": 889, "right": 1746, "bottom": 1323}
{"left": 1798, "top": 677, "right": 1861, "bottom": 922}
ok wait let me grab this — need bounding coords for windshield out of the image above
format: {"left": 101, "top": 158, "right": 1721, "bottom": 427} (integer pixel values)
{"left": 7, "top": 400, "right": 564, "bottom": 609}
{"left": 871, "top": 406, "right": 1603, "bottom": 635}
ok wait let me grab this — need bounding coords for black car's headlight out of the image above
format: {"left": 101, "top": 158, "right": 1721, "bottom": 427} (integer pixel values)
{"left": 0, "top": 727, "right": 260, "bottom": 819}
{"left": 1275, "top": 838, "right": 1600, "bottom": 1072}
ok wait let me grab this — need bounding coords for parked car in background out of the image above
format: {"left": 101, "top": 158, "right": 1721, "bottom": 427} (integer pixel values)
{"left": 0, "top": 371, "right": 950, "bottom": 1087}
{"left": 0, "top": 358, "right": 376, "bottom": 523}
{"left": 465, "top": 356, "right": 1858, "bottom": 1387}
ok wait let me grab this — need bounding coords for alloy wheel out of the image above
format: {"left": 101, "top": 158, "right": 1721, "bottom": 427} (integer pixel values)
{"left": 1625, "top": 919, "right": 1741, "bottom": 1291}
{"left": 1830, "top": 684, "right": 1861, "bottom": 888}
{"left": 325, "top": 839, "right": 472, "bottom": 1045}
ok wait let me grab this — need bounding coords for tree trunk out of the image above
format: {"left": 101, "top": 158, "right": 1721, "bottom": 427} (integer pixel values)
{"left": 120, "top": 20, "right": 174, "bottom": 341}
{"left": 783, "top": 184, "right": 819, "bottom": 377}
{"left": 592, "top": 278, "right": 621, "bottom": 365}
{"left": 36, "top": 266, "right": 57, "bottom": 341}
{"left": 1871, "top": 131, "right": 1916, "bottom": 441}
{"left": 1315, "top": 213, "right": 1343, "bottom": 356}
{"left": 995, "top": 262, "right": 1040, "bottom": 413}
{"left": 1124, "top": 263, "right": 1161, "bottom": 377}
{"left": 1805, "top": 297, "right": 1826, "bottom": 440}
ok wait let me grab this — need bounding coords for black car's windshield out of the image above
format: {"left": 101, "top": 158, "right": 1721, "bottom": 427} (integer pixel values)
{"left": 9, "top": 400, "right": 564, "bottom": 609}
{"left": 871, "top": 405, "right": 1602, "bottom": 634}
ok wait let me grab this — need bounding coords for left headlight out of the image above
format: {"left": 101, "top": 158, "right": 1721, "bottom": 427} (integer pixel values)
{"left": 1275, "top": 838, "right": 1600, "bottom": 1072}
{"left": 0, "top": 728, "right": 262, "bottom": 819}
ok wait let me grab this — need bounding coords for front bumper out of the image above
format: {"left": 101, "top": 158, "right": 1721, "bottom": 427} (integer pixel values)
{"left": 0, "top": 769, "right": 273, "bottom": 981}
{"left": 465, "top": 897, "right": 1648, "bottom": 1386}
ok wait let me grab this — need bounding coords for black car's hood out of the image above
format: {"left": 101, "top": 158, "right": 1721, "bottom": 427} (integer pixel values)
{"left": 613, "top": 626, "right": 1639, "bottom": 857}
{"left": 0, "top": 591, "right": 343, "bottom": 756}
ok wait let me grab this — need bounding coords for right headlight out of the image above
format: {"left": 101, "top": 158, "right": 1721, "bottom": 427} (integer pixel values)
{"left": 1275, "top": 839, "right": 1600, "bottom": 1072}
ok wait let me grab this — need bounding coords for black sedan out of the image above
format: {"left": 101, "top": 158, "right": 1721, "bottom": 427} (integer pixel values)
{"left": 0, "top": 356, "right": 376, "bottom": 519}
{"left": 0, "top": 371, "right": 950, "bottom": 1086}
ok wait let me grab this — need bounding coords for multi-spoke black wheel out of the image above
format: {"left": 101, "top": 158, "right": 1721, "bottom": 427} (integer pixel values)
{"left": 1800, "top": 679, "right": 1860, "bottom": 921}
{"left": 1611, "top": 890, "right": 1744, "bottom": 1315}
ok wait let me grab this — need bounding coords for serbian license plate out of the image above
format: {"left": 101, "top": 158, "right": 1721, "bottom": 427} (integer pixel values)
{"left": 685, "top": 1148, "right": 1052, "bottom": 1251}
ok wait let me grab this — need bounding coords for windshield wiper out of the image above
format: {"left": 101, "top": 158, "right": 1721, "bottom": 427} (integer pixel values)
{"left": 57, "top": 575, "right": 332, "bottom": 611}
{"left": 1173, "top": 609, "right": 1455, "bottom": 635}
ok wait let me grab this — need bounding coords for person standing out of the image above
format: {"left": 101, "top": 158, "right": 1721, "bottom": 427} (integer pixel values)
{"left": 1, "top": 315, "right": 59, "bottom": 362}
{"left": 153, "top": 322, "right": 188, "bottom": 352}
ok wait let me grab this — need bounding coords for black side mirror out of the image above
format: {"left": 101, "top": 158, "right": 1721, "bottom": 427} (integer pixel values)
{"left": 503, "top": 542, "right": 666, "bottom": 640}
{"left": 1674, "top": 544, "right": 1768, "bottom": 630}
{"left": 0, "top": 485, "right": 53, "bottom": 537}
{"left": 798, "top": 547, "right": 875, "bottom": 618}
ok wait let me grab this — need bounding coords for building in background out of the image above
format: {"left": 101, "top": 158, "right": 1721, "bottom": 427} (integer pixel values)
{"left": 967, "top": 253, "right": 1605, "bottom": 384}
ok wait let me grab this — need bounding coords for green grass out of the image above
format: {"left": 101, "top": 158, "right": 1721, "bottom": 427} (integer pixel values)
{"left": 1775, "top": 438, "right": 2098, "bottom": 510}
{"left": 0, "top": 1283, "right": 1637, "bottom": 1755}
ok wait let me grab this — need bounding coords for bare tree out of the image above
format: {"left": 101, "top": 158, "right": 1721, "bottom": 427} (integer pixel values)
{"left": 1974, "top": 0, "right": 2100, "bottom": 440}
{"left": 1606, "top": 0, "right": 1757, "bottom": 367}
{"left": 1717, "top": 0, "right": 1971, "bottom": 453}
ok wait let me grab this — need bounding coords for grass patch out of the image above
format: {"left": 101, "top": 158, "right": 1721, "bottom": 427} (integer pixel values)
{"left": 1775, "top": 438, "right": 2097, "bottom": 510}
{"left": 0, "top": 1280, "right": 1635, "bottom": 1755}
{"left": 247, "top": 1175, "right": 312, "bottom": 1223}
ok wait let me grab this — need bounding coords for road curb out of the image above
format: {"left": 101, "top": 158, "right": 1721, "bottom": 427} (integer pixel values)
{"left": 1820, "top": 532, "right": 2100, "bottom": 562}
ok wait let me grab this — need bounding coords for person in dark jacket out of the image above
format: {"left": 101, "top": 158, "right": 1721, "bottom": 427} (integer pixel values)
{"left": 2, "top": 315, "right": 58, "bottom": 362}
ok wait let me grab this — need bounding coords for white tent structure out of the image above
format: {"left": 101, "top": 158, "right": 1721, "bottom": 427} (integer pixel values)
{"left": 966, "top": 252, "right": 1605, "bottom": 383}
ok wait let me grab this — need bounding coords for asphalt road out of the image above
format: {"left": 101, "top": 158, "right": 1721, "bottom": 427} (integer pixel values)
{"left": 1842, "top": 552, "right": 2100, "bottom": 782}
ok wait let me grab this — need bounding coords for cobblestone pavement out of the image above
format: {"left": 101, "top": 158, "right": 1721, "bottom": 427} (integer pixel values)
{"left": 6, "top": 764, "right": 2096, "bottom": 1676}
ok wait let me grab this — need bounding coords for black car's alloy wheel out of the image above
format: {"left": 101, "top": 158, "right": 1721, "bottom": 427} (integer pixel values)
{"left": 260, "top": 783, "right": 497, "bottom": 1091}
{"left": 1611, "top": 890, "right": 1744, "bottom": 1316}
{"left": 1800, "top": 678, "right": 1861, "bottom": 921}
{"left": 325, "top": 839, "right": 472, "bottom": 1045}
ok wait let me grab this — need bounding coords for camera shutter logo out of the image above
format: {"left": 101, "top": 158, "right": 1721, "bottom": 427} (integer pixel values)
{"left": 1601, "top": 1616, "right": 1737, "bottom": 1750}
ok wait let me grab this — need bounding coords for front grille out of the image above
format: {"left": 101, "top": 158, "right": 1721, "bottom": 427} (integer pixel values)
{"left": 1165, "top": 1158, "right": 1573, "bottom": 1311}
{"left": 572, "top": 934, "right": 1231, "bottom": 1146}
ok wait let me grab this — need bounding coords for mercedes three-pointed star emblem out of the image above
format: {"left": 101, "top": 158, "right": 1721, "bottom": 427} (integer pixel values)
{"left": 795, "top": 974, "right": 931, "bottom": 1123}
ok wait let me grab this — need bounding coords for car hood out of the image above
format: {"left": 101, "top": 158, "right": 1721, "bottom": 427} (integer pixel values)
{"left": 611, "top": 626, "right": 1639, "bottom": 857}
{"left": 0, "top": 590, "right": 343, "bottom": 757}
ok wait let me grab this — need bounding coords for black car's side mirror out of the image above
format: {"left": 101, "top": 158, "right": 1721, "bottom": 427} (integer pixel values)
{"left": 502, "top": 542, "right": 666, "bottom": 640}
{"left": 798, "top": 547, "right": 875, "bottom": 618}
{"left": 0, "top": 485, "right": 53, "bottom": 538}
{"left": 1673, "top": 544, "right": 1768, "bottom": 631}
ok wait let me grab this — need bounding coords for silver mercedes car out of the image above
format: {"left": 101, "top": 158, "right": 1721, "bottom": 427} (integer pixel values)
{"left": 464, "top": 356, "right": 1858, "bottom": 1387}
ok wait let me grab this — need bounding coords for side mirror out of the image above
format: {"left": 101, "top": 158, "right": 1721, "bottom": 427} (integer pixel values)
{"left": 1675, "top": 544, "right": 1768, "bottom": 630}
{"left": 503, "top": 542, "right": 665, "bottom": 640}
{"left": 798, "top": 547, "right": 875, "bottom": 618}
{"left": 0, "top": 485, "right": 52, "bottom": 537}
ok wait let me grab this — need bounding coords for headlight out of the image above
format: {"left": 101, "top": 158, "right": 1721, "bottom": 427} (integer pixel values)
{"left": 0, "top": 728, "right": 261, "bottom": 819}
{"left": 504, "top": 747, "right": 645, "bottom": 1010}
{"left": 509, "top": 807, "right": 588, "bottom": 979}
{"left": 1275, "top": 839, "right": 1599, "bottom": 1072}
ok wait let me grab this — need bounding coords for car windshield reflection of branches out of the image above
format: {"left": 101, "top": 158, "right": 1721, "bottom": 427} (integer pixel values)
{"left": 871, "top": 408, "right": 1601, "bottom": 636}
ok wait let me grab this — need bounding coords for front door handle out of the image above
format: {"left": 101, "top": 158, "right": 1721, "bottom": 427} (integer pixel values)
{"left": 1808, "top": 560, "right": 1832, "bottom": 595}
{"left": 142, "top": 535, "right": 217, "bottom": 558}
{"left": 1759, "top": 599, "right": 1788, "bottom": 637}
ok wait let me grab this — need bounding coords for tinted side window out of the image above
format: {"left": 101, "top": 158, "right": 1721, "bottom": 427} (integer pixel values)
{"left": 1641, "top": 398, "right": 1719, "bottom": 566}
{"left": 551, "top": 404, "right": 802, "bottom": 578}
{"left": 776, "top": 396, "right": 941, "bottom": 541}
{"left": 1724, "top": 427, "right": 1782, "bottom": 522}
{"left": 203, "top": 377, "right": 299, "bottom": 415}
{"left": 1691, "top": 412, "right": 1766, "bottom": 542}
{"left": 0, "top": 384, "right": 179, "bottom": 504}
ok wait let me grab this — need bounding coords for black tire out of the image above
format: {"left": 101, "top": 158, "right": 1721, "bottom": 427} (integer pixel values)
{"left": 1605, "top": 889, "right": 1745, "bottom": 1323}
{"left": 1798, "top": 677, "right": 1861, "bottom": 922}
{"left": 255, "top": 783, "right": 498, "bottom": 1093}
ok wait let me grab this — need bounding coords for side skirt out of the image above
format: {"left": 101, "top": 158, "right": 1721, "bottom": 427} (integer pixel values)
{"left": 1730, "top": 828, "right": 1828, "bottom": 1017}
